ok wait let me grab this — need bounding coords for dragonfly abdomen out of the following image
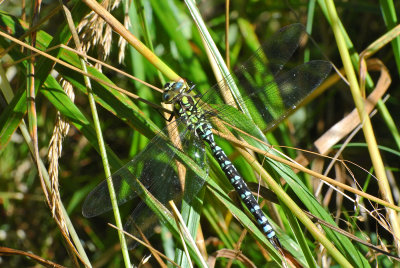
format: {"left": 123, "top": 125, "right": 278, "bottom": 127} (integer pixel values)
{"left": 195, "top": 122, "right": 279, "bottom": 248}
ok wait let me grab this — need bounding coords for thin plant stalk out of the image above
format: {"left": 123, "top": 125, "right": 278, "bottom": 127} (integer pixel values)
{"left": 59, "top": 3, "right": 131, "bottom": 266}
{"left": 83, "top": 60, "right": 133, "bottom": 267}
{"left": 324, "top": 0, "right": 400, "bottom": 253}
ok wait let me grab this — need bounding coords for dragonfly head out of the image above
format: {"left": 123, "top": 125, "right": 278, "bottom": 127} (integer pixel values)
{"left": 162, "top": 80, "right": 187, "bottom": 104}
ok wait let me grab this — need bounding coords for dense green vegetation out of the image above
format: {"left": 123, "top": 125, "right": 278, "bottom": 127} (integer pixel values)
{"left": 1, "top": 0, "right": 399, "bottom": 267}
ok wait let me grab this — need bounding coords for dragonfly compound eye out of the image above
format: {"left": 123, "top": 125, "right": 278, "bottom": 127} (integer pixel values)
{"left": 162, "top": 92, "right": 171, "bottom": 102}
{"left": 174, "top": 81, "right": 184, "bottom": 90}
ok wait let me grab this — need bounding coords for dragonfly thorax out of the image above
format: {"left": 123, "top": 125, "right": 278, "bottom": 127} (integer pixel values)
{"left": 163, "top": 80, "right": 211, "bottom": 137}
{"left": 162, "top": 80, "right": 189, "bottom": 104}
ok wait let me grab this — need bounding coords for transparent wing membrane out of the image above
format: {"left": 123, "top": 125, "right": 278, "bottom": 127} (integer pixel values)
{"left": 199, "top": 24, "right": 331, "bottom": 138}
{"left": 82, "top": 119, "right": 206, "bottom": 247}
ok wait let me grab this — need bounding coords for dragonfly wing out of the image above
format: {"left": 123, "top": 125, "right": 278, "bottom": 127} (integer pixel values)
{"left": 122, "top": 122, "right": 207, "bottom": 248}
{"left": 199, "top": 23, "right": 307, "bottom": 106}
{"left": 204, "top": 60, "right": 331, "bottom": 137}
{"left": 238, "top": 60, "right": 332, "bottom": 132}
{"left": 82, "top": 118, "right": 207, "bottom": 245}
{"left": 194, "top": 23, "right": 330, "bottom": 135}
{"left": 243, "top": 23, "right": 306, "bottom": 76}
{"left": 82, "top": 161, "right": 139, "bottom": 218}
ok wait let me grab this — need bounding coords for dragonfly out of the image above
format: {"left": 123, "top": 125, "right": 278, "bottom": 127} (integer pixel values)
{"left": 82, "top": 23, "right": 331, "bottom": 251}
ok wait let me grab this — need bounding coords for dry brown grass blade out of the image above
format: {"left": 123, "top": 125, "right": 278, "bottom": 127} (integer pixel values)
{"left": 131, "top": 222, "right": 167, "bottom": 268}
{"left": 298, "top": 58, "right": 390, "bottom": 165}
{"left": 107, "top": 223, "right": 181, "bottom": 268}
{"left": 359, "top": 24, "right": 400, "bottom": 94}
{"left": 207, "top": 249, "right": 257, "bottom": 268}
{"left": 226, "top": 226, "right": 247, "bottom": 268}
{"left": 0, "top": 246, "right": 67, "bottom": 268}
{"left": 303, "top": 211, "right": 400, "bottom": 262}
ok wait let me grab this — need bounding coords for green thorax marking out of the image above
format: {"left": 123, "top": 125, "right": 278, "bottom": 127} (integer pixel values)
{"left": 162, "top": 80, "right": 206, "bottom": 127}
{"left": 177, "top": 95, "right": 204, "bottom": 126}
